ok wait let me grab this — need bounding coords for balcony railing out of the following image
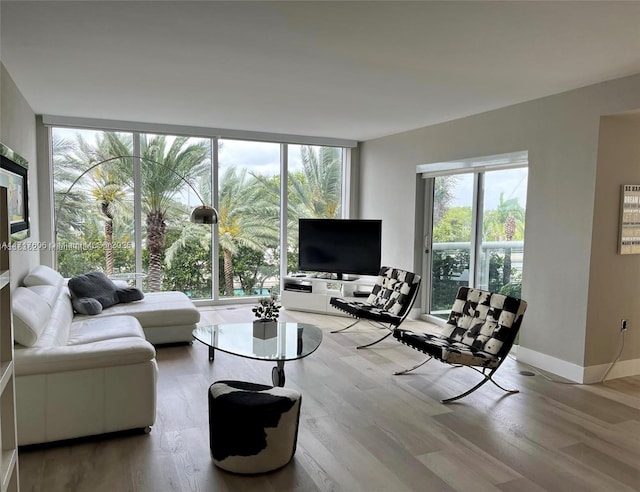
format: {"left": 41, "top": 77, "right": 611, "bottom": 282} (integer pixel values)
{"left": 430, "top": 240, "right": 524, "bottom": 314}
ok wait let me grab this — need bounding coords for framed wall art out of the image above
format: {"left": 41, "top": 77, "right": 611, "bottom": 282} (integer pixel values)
{"left": 619, "top": 184, "right": 640, "bottom": 255}
{"left": 0, "top": 142, "right": 30, "bottom": 241}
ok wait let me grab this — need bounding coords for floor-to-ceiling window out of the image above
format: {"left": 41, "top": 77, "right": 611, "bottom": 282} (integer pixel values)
{"left": 138, "top": 133, "right": 213, "bottom": 298}
{"left": 50, "top": 123, "right": 351, "bottom": 302}
{"left": 287, "top": 144, "right": 344, "bottom": 274}
{"left": 52, "top": 128, "right": 136, "bottom": 278}
{"left": 421, "top": 153, "right": 528, "bottom": 319}
{"left": 217, "top": 139, "right": 281, "bottom": 298}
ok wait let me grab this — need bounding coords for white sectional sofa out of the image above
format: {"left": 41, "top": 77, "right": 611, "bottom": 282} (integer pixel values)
{"left": 12, "top": 265, "right": 200, "bottom": 445}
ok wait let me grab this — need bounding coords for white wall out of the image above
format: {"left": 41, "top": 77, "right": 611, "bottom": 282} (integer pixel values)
{"left": 1, "top": 63, "right": 39, "bottom": 288}
{"left": 360, "top": 73, "right": 640, "bottom": 382}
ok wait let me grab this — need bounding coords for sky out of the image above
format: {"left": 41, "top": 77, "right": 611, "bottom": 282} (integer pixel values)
{"left": 452, "top": 167, "right": 528, "bottom": 211}
{"left": 55, "top": 128, "right": 309, "bottom": 177}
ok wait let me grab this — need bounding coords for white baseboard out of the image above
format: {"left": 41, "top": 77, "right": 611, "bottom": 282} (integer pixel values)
{"left": 516, "top": 346, "right": 585, "bottom": 383}
{"left": 583, "top": 357, "right": 640, "bottom": 383}
{"left": 516, "top": 346, "right": 640, "bottom": 384}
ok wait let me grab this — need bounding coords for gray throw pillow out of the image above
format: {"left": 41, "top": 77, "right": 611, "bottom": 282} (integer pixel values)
{"left": 116, "top": 286, "right": 144, "bottom": 304}
{"left": 68, "top": 271, "right": 119, "bottom": 312}
{"left": 71, "top": 296, "right": 103, "bottom": 315}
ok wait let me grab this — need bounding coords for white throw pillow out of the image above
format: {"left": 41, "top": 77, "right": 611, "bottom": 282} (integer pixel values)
{"left": 23, "top": 265, "right": 64, "bottom": 288}
{"left": 12, "top": 287, "right": 52, "bottom": 347}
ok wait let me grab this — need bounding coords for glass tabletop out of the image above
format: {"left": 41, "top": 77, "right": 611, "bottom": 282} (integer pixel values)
{"left": 192, "top": 322, "right": 323, "bottom": 362}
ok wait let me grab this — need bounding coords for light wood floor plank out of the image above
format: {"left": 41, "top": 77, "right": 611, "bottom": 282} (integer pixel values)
{"left": 418, "top": 450, "right": 504, "bottom": 492}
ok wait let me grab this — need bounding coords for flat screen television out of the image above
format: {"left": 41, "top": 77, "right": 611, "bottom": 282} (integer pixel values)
{"left": 298, "top": 219, "right": 382, "bottom": 279}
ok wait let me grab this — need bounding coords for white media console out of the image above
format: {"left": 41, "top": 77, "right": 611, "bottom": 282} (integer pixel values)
{"left": 281, "top": 275, "right": 376, "bottom": 316}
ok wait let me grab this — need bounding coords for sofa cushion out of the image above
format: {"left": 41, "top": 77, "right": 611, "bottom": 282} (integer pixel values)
{"left": 73, "top": 291, "right": 200, "bottom": 327}
{"left": 68, "top": 315, "right": 146, "bottom": 345}
{"left": 68, "top": 271, "right": 119, "bottom": 313}
{"left": 23, "top": 265, "right": 64, "bottom": 288}
{"left": 13, "top": 336, "right": 156, "bottom": 376}
{"left": 12, "top": 287, "right": 52, "bottom": 347}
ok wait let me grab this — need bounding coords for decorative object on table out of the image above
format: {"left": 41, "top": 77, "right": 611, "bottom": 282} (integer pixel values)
{"left": 252, "top": 293, "right": 281, "bottom": 339}
{"left": 208, "top": 380, "right": 301, "bottom": 474}
{"left": 0, "top": 142, "right": 30, "bottom": 241}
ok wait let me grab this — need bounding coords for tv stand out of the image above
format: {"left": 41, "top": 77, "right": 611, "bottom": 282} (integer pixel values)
{"left": 281, "top": 275, "right": 375, "bottom": 316}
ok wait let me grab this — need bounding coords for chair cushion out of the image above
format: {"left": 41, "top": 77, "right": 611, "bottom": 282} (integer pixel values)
{"left": 441, "top": 287, "right": 527, "bottom": 357}
{"left": 393, "top": 286, "right": 527, "bottom": 369}
{"left": 12, "top": 287, "right": 52, "bottom": 347}
{"left": 330, "top": 297, "right": 403, "bottom": 325}
{"left": 366, "top": 267, "right": 421, "bottom": 316}
{"left": 23, "top": 265, "right": 64, "bottom": 288}
{"left": 393, "top": 329, "right": 500, "bottom": 369}
{"left": 330, "top": 266, "right": 421, "bottom": 327}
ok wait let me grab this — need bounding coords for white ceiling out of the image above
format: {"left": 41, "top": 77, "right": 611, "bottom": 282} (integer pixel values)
{"left": 1, "top": 1, "right": 639, "bottom": 142}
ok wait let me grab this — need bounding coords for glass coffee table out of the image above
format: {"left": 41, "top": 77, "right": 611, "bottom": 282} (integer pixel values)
{"left": 192, "top": 322, "right": 323, "bottom": 387}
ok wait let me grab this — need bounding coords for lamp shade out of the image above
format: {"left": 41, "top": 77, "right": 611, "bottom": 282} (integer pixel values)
{"left": 190, "top": 205, "right": 219, "bottom": 224}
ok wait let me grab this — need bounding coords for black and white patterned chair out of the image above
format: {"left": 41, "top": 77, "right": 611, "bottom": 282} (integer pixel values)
{"left": 329, "top": 266, "right": 421, "bottom": 349}
{"left": 393, "top": 286, "right": 527, "bottom": 404}
{"left": 208, "top": 380, "right": 301, "bottom": 474}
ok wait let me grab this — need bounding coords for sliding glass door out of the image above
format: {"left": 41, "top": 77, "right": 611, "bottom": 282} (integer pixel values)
{"left": 429, "top": 174, "right": 474, "bottom": 317}
{"left": 477, "top": 168, "right": 527, "bottom": 297}
{"left": 425, "top": 166, "right": 527, "bottom": 318}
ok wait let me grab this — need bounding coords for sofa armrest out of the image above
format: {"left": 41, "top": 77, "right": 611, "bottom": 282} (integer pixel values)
{"left": 14, "top": 337, "right": 156, "bottom": 376}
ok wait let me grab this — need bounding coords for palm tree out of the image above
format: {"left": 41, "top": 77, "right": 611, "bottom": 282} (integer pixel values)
{"left": 91, "top": 172, "right": 125, "bottom": 274}
{"left": 53, "top": 135, "right": 88, "bottom": 238}
{"left": 434, "top": 175, "right": 459, "bottom": 223}
{"left": 483, "top": 193, "right": 525, "bottom": 241}
{"left": 217, "top": 167, "right": 279, "bottom": 296}
{"left": 104, "top": 133, "right": 211, "bottom": 291}
{"left": 483, "top": 193, "right": 526, "bottom": 287}
{"left": 249, "top": 145, "right": 343, "bottom": 275}
{"left": 289, "top": 146, "right": 342, "bottom": 219}
{"left": 54, "top": 133, "right": 130, "bottom": 275}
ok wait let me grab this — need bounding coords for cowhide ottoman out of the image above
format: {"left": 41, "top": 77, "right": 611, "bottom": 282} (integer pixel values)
{"left": 208, "top": 380, "right": 302, "bottom": 474}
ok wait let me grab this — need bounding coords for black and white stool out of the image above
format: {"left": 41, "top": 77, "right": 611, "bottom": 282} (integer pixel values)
{"left": 208, "top": 380, "right": 302, "bottom": 474}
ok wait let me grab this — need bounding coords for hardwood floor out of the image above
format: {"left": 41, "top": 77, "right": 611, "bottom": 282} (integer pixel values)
{"left": 18, "top": 306, "right": 640, "bottom": 492}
